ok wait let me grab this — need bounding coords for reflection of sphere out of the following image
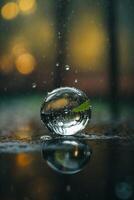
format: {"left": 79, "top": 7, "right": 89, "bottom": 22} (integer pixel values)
{"left": 40, "top": 87, "right": 91, "bottom": 135}
{"left": 42, "top": 138, "right": 92, "bottom": 174}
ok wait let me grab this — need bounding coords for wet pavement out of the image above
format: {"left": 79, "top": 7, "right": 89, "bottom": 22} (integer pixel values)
{"left": 0, "top": 96, "right": 133, "bottom": 200}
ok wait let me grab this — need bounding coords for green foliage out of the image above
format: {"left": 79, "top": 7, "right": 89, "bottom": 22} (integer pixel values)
{"left": 72, "top": 100, "right": 91, "bottom": 113}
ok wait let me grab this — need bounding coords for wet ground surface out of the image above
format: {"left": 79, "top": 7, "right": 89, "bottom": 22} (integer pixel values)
{"left": 0, "top": 96, "right": 134, "bottom": 200}
{"left": 0, "top": 123, "right": 134, "bottom": 200}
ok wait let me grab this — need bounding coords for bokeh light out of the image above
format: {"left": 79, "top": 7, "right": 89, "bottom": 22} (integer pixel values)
{"left": 23, "top": 19, "right": 55, "bottom": 53}
{"left": 15, "top": 53, "right": 36, "bottom": 75}
{"left": 69, "top": 13, "right": 107, "bottom": 70}
{"left": 18, "top": 0, "right": 36, "bottom": 14}
{"left": 16, "top": 153, "right": 33, "bottom": 167}
{"left": 11, "top": 39, "right": 28, "bottom": 57}
{"left": 115, "top": 182, "right": 133, "bottom": 200}
{"left": 0, "top": 55, "right": 14, "bottom": 74}
{"left": 1, "top": 2, "right": 19, "bottom": 20}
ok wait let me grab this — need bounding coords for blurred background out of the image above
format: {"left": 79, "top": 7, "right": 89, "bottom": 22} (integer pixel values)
{"left": 0, "top": 0, "right": 134, "bottom": 133}
{"left": 0, "top": 1, "right": 134, "bottom": 200}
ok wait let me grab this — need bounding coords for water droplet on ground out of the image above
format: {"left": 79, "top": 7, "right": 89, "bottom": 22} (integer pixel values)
{"left": 40, "top": 87, "right": 91, "bottom": 135}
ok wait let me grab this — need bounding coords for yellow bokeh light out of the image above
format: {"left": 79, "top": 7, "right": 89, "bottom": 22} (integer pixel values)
{"left": 12, "top": 42, "right": 27, "bottom": 57}
{"left": 18, "top": 0, "right": 36, "bottom": 14}
{"left": 16, "top": 153, "right": 33, "bottom": 167}
{"left": 24, "top": 19, "right": 55, "bottom": 53}
{"left": 15, "top": 53, "right": 36, "bottom": 74}
{"left": 10, "top": 37, "right": 29, "bottom": 58}
{"left": 1, "top": 2, "right": 19, "bottom": 20}
{"left": 69, "top": 13, "right": 107, "bottom": 70}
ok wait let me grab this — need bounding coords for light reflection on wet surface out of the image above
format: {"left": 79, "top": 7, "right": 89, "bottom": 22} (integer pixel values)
{"left": 42, "top": 137, "right": 92, "bottom": 174}
{"left": 0, "top": 131, "right": 133, "bottom": 153}
{"left": 0, "top": 97, "right": 134, "bottom": 199}
{"left": 0, "top": 136, "right": 134, "bottom": 200}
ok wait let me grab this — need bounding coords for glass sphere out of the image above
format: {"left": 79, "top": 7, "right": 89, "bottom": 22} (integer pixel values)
{"left": 42, "top": 138, "right": 92, "bottom": 174}
{"left": 40, "top": 87, "right": 91, "bottom": 135}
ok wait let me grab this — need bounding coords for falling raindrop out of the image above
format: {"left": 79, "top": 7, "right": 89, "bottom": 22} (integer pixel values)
{"left": 56, "top": 63, "right": 59, "bottom": 67}
{"left": 32, "top": 83, "right": 36, "bottom": 88}
{"left": 40, "top": 87, "right": 91, "bottom": 135}
{"left": 74, "top": 79, "right": 78, "bottom": 83}
{"left": 65, "top": 65, "right": 70, "bottom": 71}
{"left": 58, "top": 32, "right": 61, "bottom": 39}
{"left": 66, "top": 185, "right": 71, "bottom": 192}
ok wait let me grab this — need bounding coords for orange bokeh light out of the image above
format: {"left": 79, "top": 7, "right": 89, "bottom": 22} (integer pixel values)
{"left": 16, "top": 153, "right": 33, "bottom": 167}
{"left": 1, "top": 2, "right": 19, "bottom": 20}
{"left": 15, "top": 53, "right": 36, "bottom": 75}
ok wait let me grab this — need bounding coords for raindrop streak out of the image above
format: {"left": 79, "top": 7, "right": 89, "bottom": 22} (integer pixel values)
{"left": 40, "top": 87, "right": 91, "bottom": 135}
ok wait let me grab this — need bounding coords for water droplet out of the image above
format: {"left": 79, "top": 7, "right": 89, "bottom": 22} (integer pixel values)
{"left": 42, "top": 138, "right": 92, "bottom": 174}
{"left": 40, "top": 87, "right": 91, "bottom": 135}
{"left": 58, "top": 32, "right": 62, "bottom": 39}
{"left": 66, "top": 185, "right": 71, "bottom": 192}
{"left": 65, "top": 65, "right": 70, "bottom": 71}
{"left": 74, "top": 79, "right": 78, "bottom": 83}
{"left": 56, "top": 63, "right": 59, "bottom": 67}
{"left": 32, "top": 83, "right": 36, "bottom": 88}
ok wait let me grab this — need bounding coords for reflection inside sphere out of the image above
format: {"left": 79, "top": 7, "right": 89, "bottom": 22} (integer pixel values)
{"left": 40, "top": 87, "right": 91, "bottom": 136}
{"left": 42, "top": 137, "right": 92, "bottom": 174}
